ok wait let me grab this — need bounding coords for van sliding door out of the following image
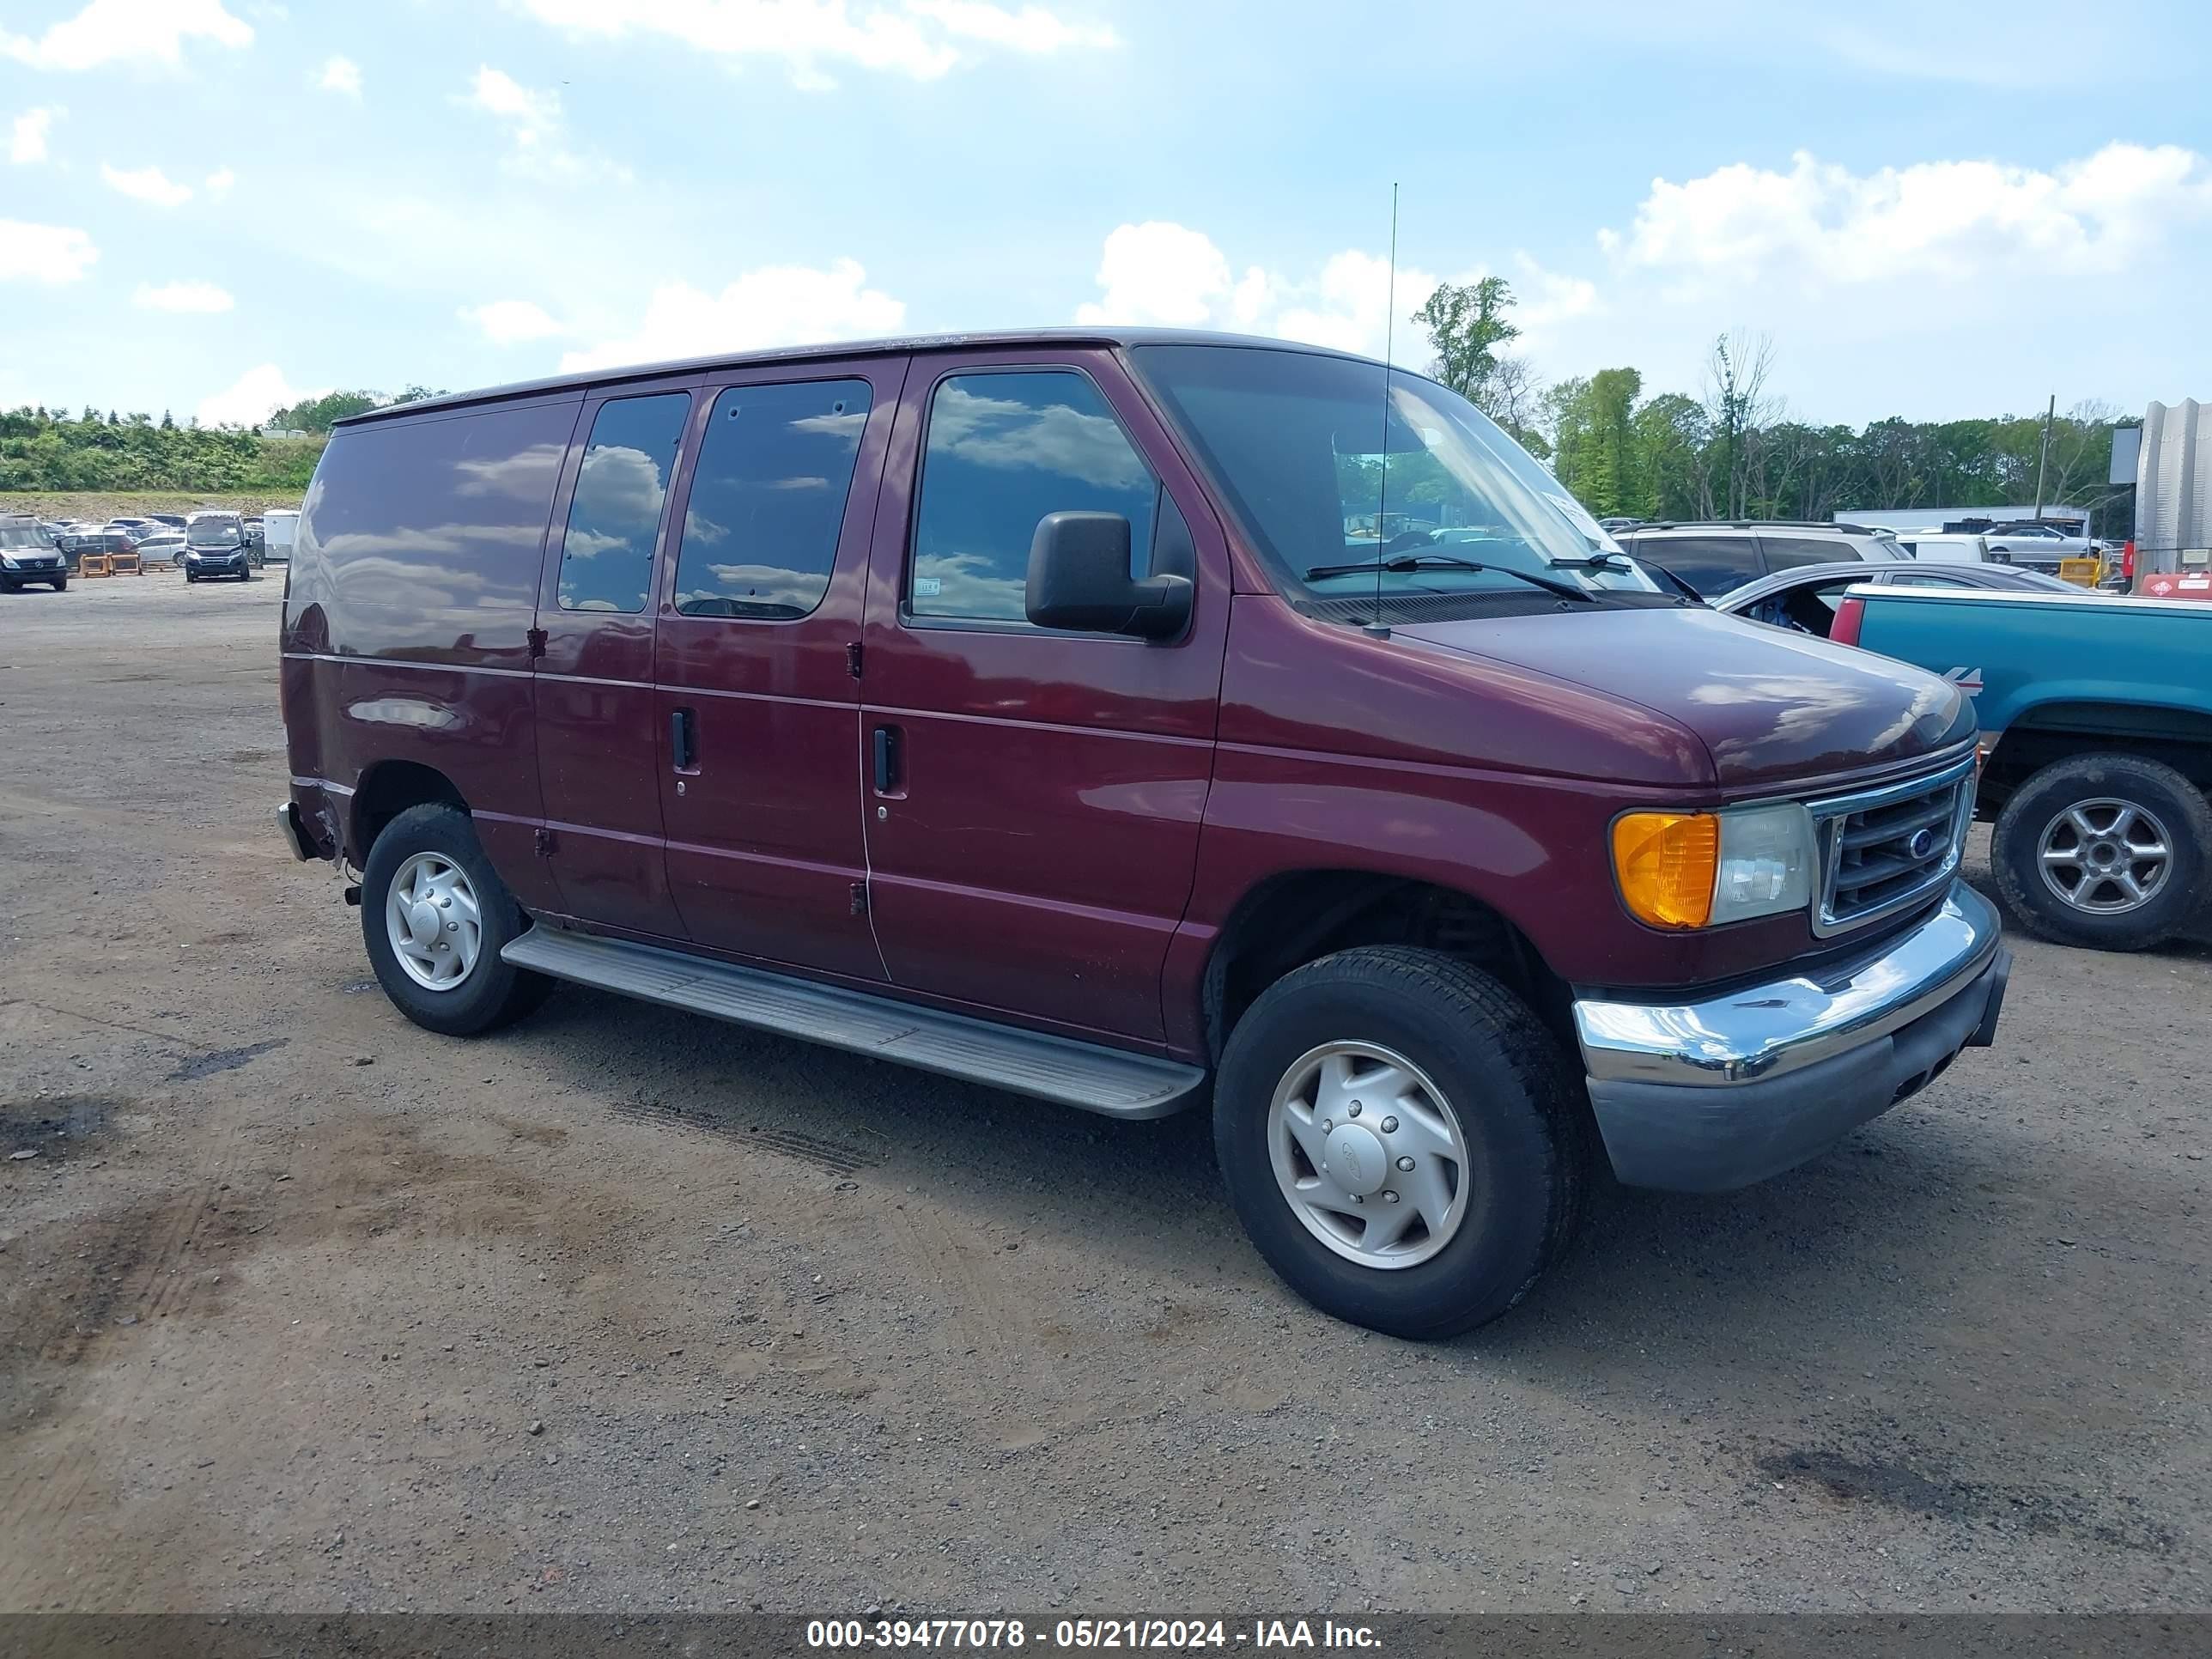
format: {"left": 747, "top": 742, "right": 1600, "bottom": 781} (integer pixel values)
{"left": 531, "top": 380, "right": 698, "bottom": 939}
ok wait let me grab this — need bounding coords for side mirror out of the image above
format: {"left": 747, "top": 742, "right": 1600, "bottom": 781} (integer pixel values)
{"left": 1024, "top": 511, "right": 1193, "bottom": 640}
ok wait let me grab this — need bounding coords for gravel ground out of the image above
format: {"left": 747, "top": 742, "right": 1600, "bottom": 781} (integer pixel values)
{"left": 2, "top": 574, "right": 2207, "bottom": 1615}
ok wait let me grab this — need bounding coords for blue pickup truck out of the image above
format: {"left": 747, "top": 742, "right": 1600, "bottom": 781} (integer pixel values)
{"left": 1823, "top": 586, "right": 2212, "bottom": 951}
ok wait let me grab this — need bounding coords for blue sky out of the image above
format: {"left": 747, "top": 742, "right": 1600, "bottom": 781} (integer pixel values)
{"left": 4, "top": 0, "right": 2209, "bottom": 429}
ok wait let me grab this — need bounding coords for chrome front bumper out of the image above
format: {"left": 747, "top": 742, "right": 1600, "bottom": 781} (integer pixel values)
{"left": 1571, "top": 884, "right": 2008, "bottom": 1192}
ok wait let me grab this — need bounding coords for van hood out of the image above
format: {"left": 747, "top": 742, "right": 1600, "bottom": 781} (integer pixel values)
{"left": 1394, "top": 605, "right": 1973, "bottom": 790}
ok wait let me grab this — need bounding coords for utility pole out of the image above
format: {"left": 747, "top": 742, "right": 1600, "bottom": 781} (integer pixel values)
{"left": 2033, "top": 392, "right": 2056, "bottom": 520}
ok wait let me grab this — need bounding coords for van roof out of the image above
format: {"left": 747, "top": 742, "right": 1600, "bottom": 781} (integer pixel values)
{"left": 331, "top": 327, "right": 1386, "bottom": 428}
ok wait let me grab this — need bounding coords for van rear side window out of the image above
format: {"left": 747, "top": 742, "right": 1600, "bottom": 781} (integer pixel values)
{"left": 672, "top": 379, "right": 871, "bottom": 619}
{"left": 557, "top": 392, "right": 690, "bottom": 614}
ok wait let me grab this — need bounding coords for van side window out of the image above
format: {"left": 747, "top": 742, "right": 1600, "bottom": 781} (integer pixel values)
{"left": 557, "top": 392, "right": 690, "bottom": 614}
{"left": 672, "top": 379, "right": 871, "bottom": 619}
{"left": 910, "top": 370, "right": 1158, "bottom": 623}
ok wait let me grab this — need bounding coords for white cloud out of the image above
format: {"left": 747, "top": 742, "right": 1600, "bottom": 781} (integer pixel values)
{"left": 1073, "top": 222, "right": 1443, "bottom": 363}
{"left": 462, "top": 298, "right": 565, "bottom": 344}
{"left": 9, "top": 107, "right": 58, "bottom": 165}
{"left": 561, "top": 258, "right": 905, "bottom": 372}
{"left": 101, "top": 161, "right": 192, "bottom": 207}
{"left": 204, "top": 166, "right": 235, "bottom": 199}
{"left": 466, "top": 65, "right": 558, "bottom": 131}
{"left": 461, "top": 65, "right": 627, "bottom": 183}
{"left": 2, "top": 0, "right": 252, "bottom": 71}
{"left": 1601, "top": 143, "right": 2212, "bottom": 291}
{"left": 317, "top": 54, "right": 362, "bottom": 97}
{"left": 1075, "top": 221, "right": 1249, "bottom": 329}
{"left": 198, "top": 364, "right": 315, "bottom": 428}
{"left": 903, "top": 0, "right": 1115, "bottom": 52}
{"left": 135, "top": 279, "right": 234, "bottom": 313}
{"left": 509, "top": 0, "right": 1115, "bottom": 87}
{"left": 0, "top": 219, "right": 98, "bottom": 283}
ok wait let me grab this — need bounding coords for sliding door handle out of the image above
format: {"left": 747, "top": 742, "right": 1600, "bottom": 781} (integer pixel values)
{"left": 671, "top": 707, "right": 697, "bottom": 772}
{"left": 872, "top": 725, "right": 902, "bottom": 795}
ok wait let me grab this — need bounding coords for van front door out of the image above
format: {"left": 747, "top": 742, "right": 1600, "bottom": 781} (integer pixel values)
{"left": 653, "top": 358, "right": 905, "bottom": 981}
{"left": 533, "top": 381, "right": 696, "bottom": 939}
{"left": 856, "top": 349, "right": 1231, "bottom": 1044}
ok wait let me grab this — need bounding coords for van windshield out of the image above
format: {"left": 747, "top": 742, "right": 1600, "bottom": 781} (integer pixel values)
{"left": 1130, "top": 344, "right": 1667, "bottom": 618}
{"left": 187, "top": 520, "right": 241, "bottom": 547}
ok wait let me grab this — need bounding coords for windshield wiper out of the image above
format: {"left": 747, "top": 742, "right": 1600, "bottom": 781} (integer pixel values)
{"left": 1304, "top": 553, "right": 1595, "bottom": 604}
{"left": 1553, "top": 551, "right": 1707, "bottom": 605}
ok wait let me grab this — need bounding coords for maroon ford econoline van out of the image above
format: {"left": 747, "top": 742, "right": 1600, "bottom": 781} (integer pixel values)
{"left": 277, "top": 330, "right": 2009, "bottom": 1336}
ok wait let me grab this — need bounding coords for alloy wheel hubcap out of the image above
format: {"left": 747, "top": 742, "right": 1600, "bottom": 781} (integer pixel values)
{"left": 385, "top": 852, "right": 483, "bottom": 991}
{"left": 2037, "top": 798, "right": 2172, "bottom": 915}
{"left": 1267, "top": 1041, "right": 1470, "bottom": 1270}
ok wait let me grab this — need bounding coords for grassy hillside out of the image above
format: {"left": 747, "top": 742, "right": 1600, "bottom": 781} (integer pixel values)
{"left": 2, "top": 490, "right": 305, "bottom": 520}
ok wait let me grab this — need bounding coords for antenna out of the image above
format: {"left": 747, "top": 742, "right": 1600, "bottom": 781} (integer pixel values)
{"left": 1365, "top": 183, "right": 1400, "bottom": 639}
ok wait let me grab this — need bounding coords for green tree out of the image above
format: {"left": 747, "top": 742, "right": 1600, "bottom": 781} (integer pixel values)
{"left": 1410, "top": 276, "right": 1547, "bottom": 445}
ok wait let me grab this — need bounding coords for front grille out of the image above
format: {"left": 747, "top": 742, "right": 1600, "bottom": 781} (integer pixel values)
{"left": 1809, "top": 757, "right": 1976, "bottom": 936}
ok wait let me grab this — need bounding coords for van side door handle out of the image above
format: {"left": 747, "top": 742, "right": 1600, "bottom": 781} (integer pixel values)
{"left": 671, "top": 707, "right": 697, "bottom": 773}
{"left": 871, "top": 725, "right": 902, "bottom": 795}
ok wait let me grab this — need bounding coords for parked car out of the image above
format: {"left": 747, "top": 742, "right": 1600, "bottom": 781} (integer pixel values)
{"left": 1831, "top": 584, "right": 2210, "bottom": 952}
{"left": 182, "top": 511, "right": 255, "bottom": 580}
{"left": 1898, "top": 532, "right": 1997, "bottom": 563}
{"left": 277, "top": 328, "right": 2010, "bottom": 1338}
{"left": 0, "top": 514, "right": 70, "bottom": 590}
{"left": 1984, "top": 520, "right": 2092, "bottom": 569}
{"left": 147, "top": 513, "right": 189, "bottom": 529}
{"left": 1613, "top": 520, "right": 1907, "bottom": 598}
{"left": 136, "top": 529, "right": 188, "bottom": 566}
{"left": 1719, "top": 560, "right": 2076, "bottom": 635}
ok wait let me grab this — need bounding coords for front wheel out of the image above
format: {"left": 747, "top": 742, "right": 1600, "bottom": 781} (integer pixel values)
{"left": 1213, "top": 946, "right": 1589, "bottom": 1339}
{"left": 1992, "top": 751, "right": 2209, "bottom": 951}
{"left": 50, "top": 578, "right": 65, "bottom": 592}
{"left": 360, "top": 804, "right": 555, "bottom": 1036}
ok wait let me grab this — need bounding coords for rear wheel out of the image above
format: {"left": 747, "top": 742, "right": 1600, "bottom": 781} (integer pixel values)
{"left": 360, "top": 804, "right": 555, "bottom": 1036}
{"left": 1213, "top": 946, "right": 1588, "bottom": 1339}
{"left": 1992, "top": 751, "right": 2209, "bottom": 951}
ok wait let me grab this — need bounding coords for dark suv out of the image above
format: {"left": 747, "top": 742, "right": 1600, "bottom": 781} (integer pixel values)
{"left": 1615, "top": 520, "right": 1908, "bottom": 597}
{"left": 277, "top": 329, "right": 2009, "bottom": 1336}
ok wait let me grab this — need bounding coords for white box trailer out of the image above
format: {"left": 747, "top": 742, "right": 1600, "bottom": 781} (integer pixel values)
{"left": 262, "top": 508, "right": 299, "bottom": 564}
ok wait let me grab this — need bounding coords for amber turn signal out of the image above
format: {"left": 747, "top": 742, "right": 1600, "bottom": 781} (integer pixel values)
{"left": 1612, "top": 811, "right": 1719, "bottom": 929}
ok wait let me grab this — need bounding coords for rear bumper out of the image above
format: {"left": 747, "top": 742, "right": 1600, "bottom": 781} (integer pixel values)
{"left": 277, "top": 801, "right": 320, "bottom": 861}
{"left": 1572, "top": 884, "right": 2007, "bottom": 1193}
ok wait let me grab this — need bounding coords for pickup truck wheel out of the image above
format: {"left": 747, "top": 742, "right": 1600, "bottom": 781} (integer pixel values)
{"left": 1213, "top": 946, "right": 1587, "bottom": 1339}
{"left": 1992, "top": 752, "right": 2210, "bottom": 951}
{"left": 360, "top": 804, "right": 555, "bottom": 1036}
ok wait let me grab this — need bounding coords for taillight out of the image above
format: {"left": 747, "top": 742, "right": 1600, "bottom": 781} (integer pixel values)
{"left": 2122, "top": 540, "right": 2136, "bottom": 581}
{"left": 1831, "top": 595, "right": 1865, "bottom": 646}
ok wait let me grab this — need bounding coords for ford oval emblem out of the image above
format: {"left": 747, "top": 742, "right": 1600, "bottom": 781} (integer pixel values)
{"left": 1907, "top": 827, "right": 1938, "bottom": 860}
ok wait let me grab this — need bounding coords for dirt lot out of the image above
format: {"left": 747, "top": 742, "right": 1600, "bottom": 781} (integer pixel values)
{"left": 2, "top": 574, "right": 2207, "bottom": 1616}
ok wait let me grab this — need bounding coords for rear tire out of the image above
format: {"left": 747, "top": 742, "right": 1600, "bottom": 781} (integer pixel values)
{"left": 360, "top": 804, "right": 556, "bottom": 1036}
{"left": 1991, "top": 751, "right": 2209, "bottom": 951}
{"left": 1213, "top": 946, "right": 1589, "bottom": 1339}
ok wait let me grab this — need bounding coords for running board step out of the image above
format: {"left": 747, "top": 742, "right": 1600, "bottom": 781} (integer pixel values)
{"left": 501, "top": 926, "right": 1205, "bottom": 1120}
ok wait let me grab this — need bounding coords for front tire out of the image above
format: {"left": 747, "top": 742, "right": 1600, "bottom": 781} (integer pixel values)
{"left": 50, "top": 578, "right": 65, "bottom": 592}
{"left": 1992, "top": 751, "right": 2209, "bottom": 951}
{"left": 360, "top": 804, "right": 555, "bottom": 1036}
{"left": 1213, "top": 946, "right": 1589, "bottom": 1340}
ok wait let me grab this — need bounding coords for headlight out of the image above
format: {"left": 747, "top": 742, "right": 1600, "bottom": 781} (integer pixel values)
{"left": 1612, "top": 803, "right": 1814, "bottom": 929}
{"left": 0, "top": 555, "right": 20, "bottom": 568}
